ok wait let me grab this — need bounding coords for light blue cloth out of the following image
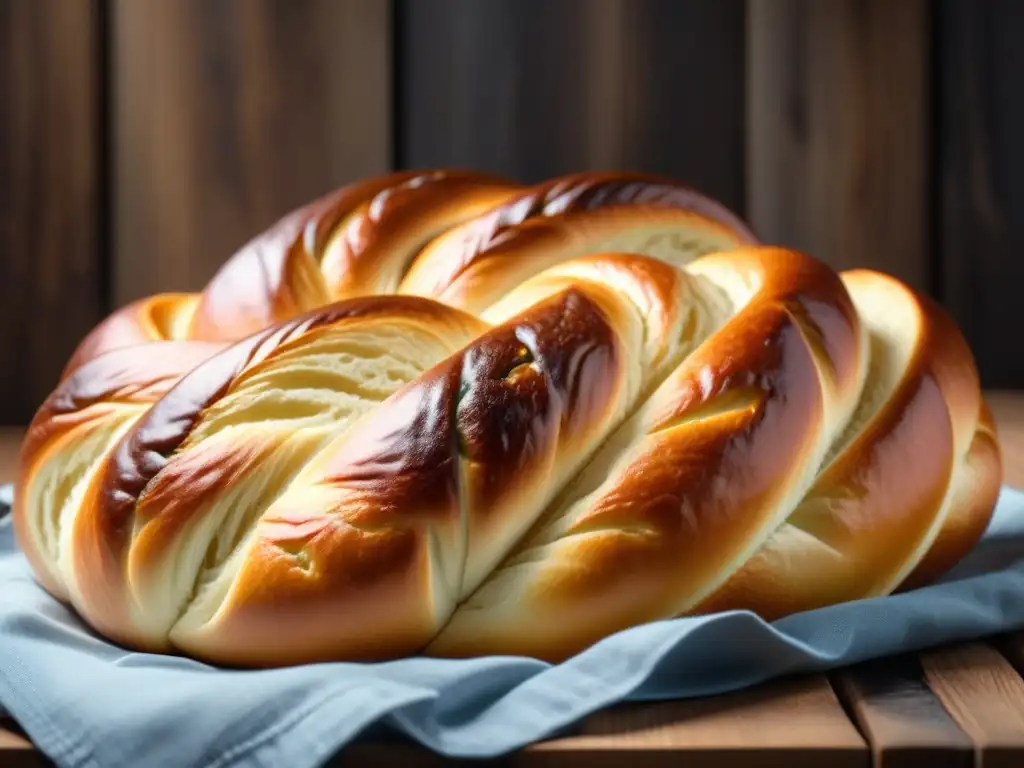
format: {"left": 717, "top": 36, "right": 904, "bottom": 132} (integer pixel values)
{"left": 3, "top": 483, "right": 1024, "bottom": 768}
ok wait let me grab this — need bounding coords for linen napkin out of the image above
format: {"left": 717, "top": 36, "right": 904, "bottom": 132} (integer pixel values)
{"left": 3, "top": 483, "right": 1024, "bottom": 768}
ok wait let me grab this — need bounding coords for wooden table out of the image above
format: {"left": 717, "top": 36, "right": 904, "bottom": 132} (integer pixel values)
{"left": 4, "top": 391, "right": 1024, "bottom": 767}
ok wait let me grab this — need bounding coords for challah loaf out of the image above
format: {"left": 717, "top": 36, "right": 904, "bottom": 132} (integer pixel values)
{"left": 14, "top": 170, "right": 1001, "bottom": 666}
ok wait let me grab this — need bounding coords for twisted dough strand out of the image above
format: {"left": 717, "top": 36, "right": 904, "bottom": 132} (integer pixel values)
{"left": 15, "top": 170, "right": 1001, "bottom": 666}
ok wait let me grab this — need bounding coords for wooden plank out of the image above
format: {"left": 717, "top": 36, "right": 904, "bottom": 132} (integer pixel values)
{"left": 399, "top": 0, "right": 746, "bottom": 210}
{"left": 986, "top": 391, "right": 1024, "bottom": 489}
{"left": 746, "top": 0, "right": 929, "bottom": 291}
{"left": 922, "top": 644, "right": 1024, "bottom": 768}
{"left": 0, "top": 427, "right": 23, "bottom": 483}
{"left": 112, "top": 0, "right": 392, "bottom": 305}
{"left": 936, "top": 0, "right": 1024, "bottom": 389}
{"left": 0, "top": 0, "right": 104, "bottom": 424}
{"left": 520, "top": 675, "right": 867, "bottom": 767}
{"left": 0, "top": 720, "right": 48, "bottom": 767}
{"left": 832, "top": 656, "right": 973, "bottom": 767}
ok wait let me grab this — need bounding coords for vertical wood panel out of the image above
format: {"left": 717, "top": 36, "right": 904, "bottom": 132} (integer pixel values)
{"left": 113, "top": 0, "right": 392, "bottom": 305}
{"left": 937, "top": 0, "right": 1024, "bottom": 389}
{"left": 746, "top": 0, "right": 929, "bottom": 291}
{"left": 0, "top": 0, "right": 103, "bottom": 424}
{"left": 399, "top": 0, "right": 746, "bottom": 212}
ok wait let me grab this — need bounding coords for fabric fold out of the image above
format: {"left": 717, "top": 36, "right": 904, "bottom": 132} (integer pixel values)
{"left": 2, "top": 484, "right": 1023, "bottom": 768}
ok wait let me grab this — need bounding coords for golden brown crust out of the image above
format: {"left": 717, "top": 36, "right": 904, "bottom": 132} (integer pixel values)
{"left": 186, "top": 171, "right": 427, "bottom": 341}
{"left": 692, "top": 270, "right": 987, "bottom": 618}
{"left": 166, "top": 251, "right": 719, "bottom": 665}
{"left": 409, "top": 171, "right": 758, "bottom": 292}
{"left": 400, "top": 173, "right": 758, "bottom": 314}
{"left": 171, "top": 287, "right": 630, "bottom": 664}
{"left": 480, "top": 251, "right": 696, "bottom": 385}
{"left": 899, "top": 400, "right": 1002, "bottom": 590}
{"left": 63, "top": 293, "right": 200, "bottom": 377}
{"left": 319, "top": 170, "right": 522, "bottom": 299}
{"left": 14, "top": 168, "right": 998, "bottom": 668}
{"left": 65, "top": 296, "right": 485, "bottom": 648}
{"left": 14, "top": 342, "right": 226, "bottom": 602}
{"left": 428, "top": 247, "right": 866, "bottom": 661}
{"left": 108, "top": 296, "right": 480, "bottom": 520}
{"left": 187, "top": 170, "right": 519, "bottom": 342}
{"left": 178, "top": 514, "right": 436, "bottom": 667}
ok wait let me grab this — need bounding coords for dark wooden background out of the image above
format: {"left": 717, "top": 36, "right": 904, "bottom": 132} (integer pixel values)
{"left": 0, "top": 0, "right": 1018, "bottom": 424}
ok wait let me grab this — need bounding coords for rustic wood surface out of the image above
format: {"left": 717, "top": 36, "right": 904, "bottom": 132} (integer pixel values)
{"left": 524, "top": 675, "right": 866, "bottom": 768}
{"left": 112, "top": 0, "right": 392, "bottom": 304}
{"left": 1, "top": 390, "right": 1023, "bottom": 766}
{"left": 0, "top": 0, "right": 105, "bottom": 425}
{"left": 936, "top": 0, "right": 1024, "bottom": 389}
{"left": 921, "top": 644, "right": 1024, "bottom": 768}
{"left": 746, "top": 0, "right": 929, "bottom": 292}
{"left": 832, "top": 656, "right": 974, "bottom": 768}
{"left": 400, "top": 0, "right": 746, "bottom": 209}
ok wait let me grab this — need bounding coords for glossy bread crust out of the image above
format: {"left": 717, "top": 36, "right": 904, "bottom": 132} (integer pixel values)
{"left": 692, "top": 269, "right": 989, "bottom": 619}
{"left": 69, "top": 296, "right": 488, "bottom": 650}
{"left": 63, "top": 293, "right": 201, "bottom": 378}
{"left": 188, "top": 170, "right": 519, "bottom": 342}
{"left": 16, "top": 339, "right": 229, "bottom": 598}
{"left": 428, "top": 247, "right": 867, "bottom": 660}
{"left": 14, "top": 169, "right": 1001, "bottom": 666}
{"left": 400, "top": 172, "right": 757, "bottom": 314}
{"left": 170, "top": 254, "right": 710, "bottom": 665}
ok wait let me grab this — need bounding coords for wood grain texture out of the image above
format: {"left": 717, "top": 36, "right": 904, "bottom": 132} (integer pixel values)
{"left": 936, "top": 0, "right": 1024, "bottom": 388}
{"left": 746, "top": 0, "right": 929, "bottom": 291}
{"left": 987, "top": 392, "right": 1024, "bottom": 489}
{"left": 399, "top": 0, "right": 746, "bottom": 210}
{"left": 0, "top": 720, "right": 47, "bottom": 768}
{"left": 112, "top": 0, "right": 391, "bottom": 304}
{"left": 0, "top": 426, "right": 23, "bottom": 484}
{"left": 522, "top": 675, "right": 867, "bottom": 767}
{"left": 0, "top": 0, "right": 104, "bottom": 425}
{"left": 922, "top": 644, "right": 1024, "bottom": 768}
{"left": 833, "top": 656, "right": 973, "bottom": 768}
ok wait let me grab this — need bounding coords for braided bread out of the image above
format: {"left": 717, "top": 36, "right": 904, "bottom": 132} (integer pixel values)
{"left": 14, "top": 170, "right": 1001, "bottom": 666}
